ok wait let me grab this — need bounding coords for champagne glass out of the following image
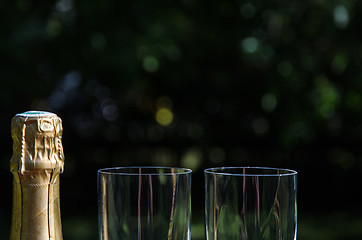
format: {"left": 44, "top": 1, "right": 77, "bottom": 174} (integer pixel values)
{"left": 98, "top": 167, "right": 192, "bottom": 240}
{"left": 205, "top": 167, "right": 297, "bottom": 240}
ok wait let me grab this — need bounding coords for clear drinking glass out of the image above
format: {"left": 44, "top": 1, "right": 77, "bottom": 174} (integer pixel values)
{"left": 98, "top": 167, "right": 192, "bottom": 240}
{"left": 205, "top": 167, "right": 297, "bottom": 240}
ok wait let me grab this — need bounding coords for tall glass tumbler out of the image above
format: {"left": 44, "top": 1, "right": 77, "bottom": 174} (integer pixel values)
{"left": 98, "top": 167, "right": 192, "bottom": 240}
{"left": 205, "top": 167, "right": 297, "bottom": 240}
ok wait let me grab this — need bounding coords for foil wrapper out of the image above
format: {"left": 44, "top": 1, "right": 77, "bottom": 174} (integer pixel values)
{"left": 10, "top": 111, "right": 64, "bottom": 240}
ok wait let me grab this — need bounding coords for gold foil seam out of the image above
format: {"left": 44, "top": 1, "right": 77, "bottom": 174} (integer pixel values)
{"left": 13, "top": 182, "right": 59, "bottom": 187}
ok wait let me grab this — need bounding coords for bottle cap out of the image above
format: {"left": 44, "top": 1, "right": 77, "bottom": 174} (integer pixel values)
{"left": 10, "top": 111, "right": 64, "bottom": 174}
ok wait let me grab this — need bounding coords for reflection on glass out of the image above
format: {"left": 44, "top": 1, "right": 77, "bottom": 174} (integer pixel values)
{"left": 98, "top": 167, "right": 192, "bottom": 240}
{"left": 205, "top": 167, "right": 297, "bottom": 240}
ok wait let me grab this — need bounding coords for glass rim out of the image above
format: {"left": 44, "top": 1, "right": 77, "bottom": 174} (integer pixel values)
{"left": 204, "top": 166, "right": 297, "bottom": 177}
{"left": 98, "top": 166, "right": 192, "bottom": 176}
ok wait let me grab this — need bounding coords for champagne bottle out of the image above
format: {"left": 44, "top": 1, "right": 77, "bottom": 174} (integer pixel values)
{"left": 10, "top": 111, "right": 64, "bottom": 240}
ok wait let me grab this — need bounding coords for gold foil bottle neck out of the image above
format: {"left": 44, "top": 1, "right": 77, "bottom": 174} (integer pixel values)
{"left": 10, "top": 111, "right": 64, "bottom": 240}
{"left": 10, "top": 111, "right": 64, "bottom": 175}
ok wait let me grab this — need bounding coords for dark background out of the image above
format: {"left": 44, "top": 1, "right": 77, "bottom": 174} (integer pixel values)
{"left": 1, "top": 0, "right": 362, "bottom": 239}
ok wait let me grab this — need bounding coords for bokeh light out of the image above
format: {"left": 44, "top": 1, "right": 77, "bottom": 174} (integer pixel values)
{"left": 333, "top": 5, "right": 350, "bottom": 29}
{"left": 261, "top": 93, "right": 278, "bottom": 112}
{"left": 241, "top": 37, "right": 260, "bottom": 54}
{"left": 181, "top": 148, "right": 203, "bottom": 171}
{"left": 143, "top": 55, "right": 160, "bottom": 72}
{"left": 155, "top": 107, "right": 173, "bottom": 126}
